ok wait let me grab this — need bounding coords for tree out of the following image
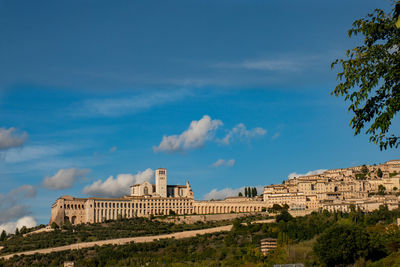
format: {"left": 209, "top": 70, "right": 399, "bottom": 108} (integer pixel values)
{"left": 314, "top": 224, "right": 370, "bottom": 266}
{"left": 0, "top": 230, "right": 6, "bottom": 241}
{"left": 248, "top": 187, "right": 251, "bottom": 197}
{"left": 331, "top": 5, "right": 400, "bottom": 150}
{"left": 378, "top": 184, "right": 387, "bottom": 195}
{"left": 19, "top": 226, "right": 28, "bottom": 235}
{"left": 276, "top": 210, "right": 293, "bottom": 223}
{"left": 169, "top": 210, "right": 176, "bottom": 216}
{"left": 15, "top": 227, "right": 19, "bottom": 235}
{"left": 361, "top": 165, "right": 369, "bottom": 175}
{"left": 51, "top": 222, "right": 59, "bottom": 229}
{"left": 253, "top": 187, "right": 258, "bottom": 197}
{"left": 244, "top": 187, "right": 248, "bottom": 197}
{"left": 377, "top": 168, "right": 383, "bottom": 178}
{"left": 238, "top": 192, "right": 243, "bottom": 197}
{"left": 268, "top": 204, "right": 283, "bottom": 213}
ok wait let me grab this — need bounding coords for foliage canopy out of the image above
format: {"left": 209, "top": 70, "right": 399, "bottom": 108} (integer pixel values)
{"left": 332, "top": 5, "right": 400, "bottom": 150}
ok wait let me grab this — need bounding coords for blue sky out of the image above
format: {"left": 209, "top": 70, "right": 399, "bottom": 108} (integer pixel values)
{"left": 0, "top": 0, "right": 399, "bottom": 227}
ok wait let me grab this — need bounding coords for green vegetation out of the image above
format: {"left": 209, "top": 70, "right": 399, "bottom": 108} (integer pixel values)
{"left": 331, "top": 3, "right": 400, "bottom": 150}
{"left": 377, "top": 168, "right": 383, "bottom": 178}
{"left": 0, "top": 230, "right": 6, "bottom": 242}
{"left": 268, "top": 204, "right": 289, "bottom": 213}
{"left": 0, "top": 216, "right": 248, "bottom": 255}
{"left": 314, "top": 224, "right": 370, "bottom": 266}
{"left": 244, "top": 187, "right": 258, "bottom": 197}
{"left": 361, "top": 165, "right": 369, "bottom": 175}
{"left": 378, "top": 184, "right": 387, "bottom": 195}
{"left": 390, "top": 171, "right": 398, "bottom": 178}
{"left": 3, "top": 208, "right": 400, "bottom": 266}
{"left": 356, "top": 173, "right": 367, "bottom": 180}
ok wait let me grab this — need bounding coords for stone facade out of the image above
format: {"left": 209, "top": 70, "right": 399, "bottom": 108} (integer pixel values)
{"left": 51, "top": 168, "right": 269, "bottom": 226}
{"left": 50, "top": 160, "right": 400, "bottom": 226}
{"left": 263, "top": 160, "right": 400, "bottom": 214}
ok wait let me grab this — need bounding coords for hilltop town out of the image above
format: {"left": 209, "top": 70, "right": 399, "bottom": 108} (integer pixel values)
{"left": 264, "top": 159, "right": 400, "bottom": 215}
{"left": 50, "top": 160, "right": 400, "bottom": 226}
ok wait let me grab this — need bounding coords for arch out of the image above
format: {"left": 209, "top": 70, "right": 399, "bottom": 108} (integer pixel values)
{"left": 71, "top": 216, "right": 77, "bottom": 225}
{"left": 334, "top": 186, "right": 338, "bottom": 192}
{"left": 64, "top": 216, "right": 70, "bottom": 223}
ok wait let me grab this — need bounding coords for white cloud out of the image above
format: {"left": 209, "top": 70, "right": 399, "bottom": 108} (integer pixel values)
{"left": 154, "top": 115, "right": 223, "bottom": 152}
{"left": 213, "top": 159, "right": 235, "bottom": 167}
{"left": 203, "top": 185, "right": 264, "bottom": 200}
{"left": 0, "top": 216, "right": 37, "bottom": 234}
{"left": 218, "top": 123, "right": 266, "bottom": 145}
{"left": 11, "top": 185, "right": 37, "bottom": 198}
{"left": 0, "top": 185, "right": 37, "bottom": 225}
{"left": 0, "top": 127, "right": 27, "bottom": 151}
{"left": 1, "top": 145, "right": 64, "bottom": 163}
{"left": 214, "top": 59, "right": 300, "bottom": 72}
{"left": 271, "top": 132, "right": 281, "bottom": 140}
{"left": 75, "top": 89, "right": 191, "bottom": 117}
{"left": 83, "top": 168, "right": 154, "bottom": 198}
{"left": 288, "top": 169, "right": 327, "bottom": 180}
{"left": 43, "top": 168, "right": 90, "bottom": 190}
{"left": 241, "top": 60, "right": 299, "bottom": 71}
{"left": 109, "top": 146, "right": 117, "bottom": 152}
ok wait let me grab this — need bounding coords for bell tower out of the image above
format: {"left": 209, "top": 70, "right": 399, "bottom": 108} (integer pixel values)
{"left": 155, "top": 168, "right": 167, "bottom": 197}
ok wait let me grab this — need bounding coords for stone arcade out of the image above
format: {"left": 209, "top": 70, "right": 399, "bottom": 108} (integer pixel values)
{"left": 50, "top": 168, "right": 266, "bottom": 226}
{"left": 50, "top": 160, "right": 400, "bottom": 226}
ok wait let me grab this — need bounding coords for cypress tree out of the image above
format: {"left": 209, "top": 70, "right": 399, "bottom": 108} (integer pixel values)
{"left": 245, "top": 187, "right": 248, "bottom": 197}
{"left": 0, "top": 230, "right": 6, "bottom": 241}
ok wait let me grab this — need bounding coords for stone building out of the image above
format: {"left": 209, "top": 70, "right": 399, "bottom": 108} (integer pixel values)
{"left": 51, "top": 168, "right": 196, "bottom": 226}
{"left": 50, "top": 168, "right": 268, "bottom": 226}
{"left": 130, "top": 168, "right": 193, "bottom": 198}
{"left": 263, "top": 160, "right": 400, "bottom": 215}
{"left": 50, "top": 160, "right": 400, "bottom": 226}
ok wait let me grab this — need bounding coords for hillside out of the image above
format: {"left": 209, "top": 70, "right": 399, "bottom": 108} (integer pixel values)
{"left": 2, "top": 207, "right": 400, "bottom": 266}
{"left": 0, "top": 214, "right": 265, "bottom": 256}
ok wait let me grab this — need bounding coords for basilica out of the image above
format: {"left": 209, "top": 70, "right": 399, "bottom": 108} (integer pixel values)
{"left": 50, "top": 160, "right": 400, "bottom": 226}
